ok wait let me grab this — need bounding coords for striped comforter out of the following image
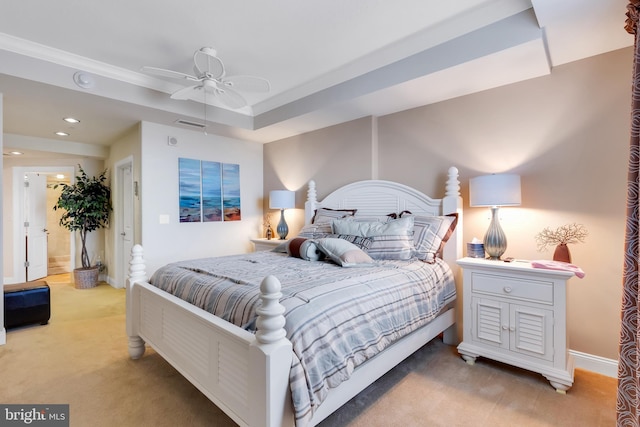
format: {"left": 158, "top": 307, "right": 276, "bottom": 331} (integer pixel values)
{"left": 149, "top": 250, "right": 455, "bottom": 426}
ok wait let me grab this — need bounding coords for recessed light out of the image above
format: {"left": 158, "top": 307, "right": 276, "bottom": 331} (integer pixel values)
{"left": 56, "top": 174, "right": 65, "bottom": 179}
{"left": 73, "top": 71, "right": 95, "bottom": 89}
{"left": 10, "top": 151, "right": 23, "bottom": 155}
{"left": 63, "top": 117, "right": 80, "bottom": 124}
{"left": 55, "top": 131, "right": 69, "bottom": 136}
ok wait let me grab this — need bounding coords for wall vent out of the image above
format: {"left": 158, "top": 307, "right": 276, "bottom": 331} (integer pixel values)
{"left": 174, "top": 119, "right": 206, "bottom": 129}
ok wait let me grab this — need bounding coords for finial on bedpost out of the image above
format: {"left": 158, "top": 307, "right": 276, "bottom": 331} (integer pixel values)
{"left": 305, "top": 180, "right": 318, "bottom": 224}
{"left": 307, "top": 180, "right": 317, "bottom": 204}
{"left": 128, "top": 244, "right": 147, "bottom": 286}
{"left": 255, "top": 275, "right": 287, "bottom": 345}
{"left": 445, "top": 166, "right": 460, "bottom": 198}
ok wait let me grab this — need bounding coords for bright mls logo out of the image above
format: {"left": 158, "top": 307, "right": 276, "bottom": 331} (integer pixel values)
{"left": 0, "top": 405, "right": 69, "bottom": 426}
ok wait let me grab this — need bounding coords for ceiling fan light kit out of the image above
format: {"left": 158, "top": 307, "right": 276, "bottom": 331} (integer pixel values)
{"left": 142, "top": 47, "right": 270, "bottom": 110}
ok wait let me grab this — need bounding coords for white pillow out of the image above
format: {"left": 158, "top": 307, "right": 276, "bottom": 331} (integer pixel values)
{"left": 316, "top": 238, "right": 374, "bottom": 267}
{"left": 331, "top": 216, "right": 415, "bottom": 237}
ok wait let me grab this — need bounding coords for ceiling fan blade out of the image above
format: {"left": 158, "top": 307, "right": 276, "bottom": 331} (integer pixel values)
{"left": 193, "top": 48, "right": 225, "bottom": 79}
{"left": 141, "top": 66, "right": 199, "bottom": 82}
{"left": 222, "top": 75, "right": 270, "bottom": 93}
{"left": 170, "top": 85, "right": 201, "bottom": 100}
{"left": 214, "top": 87, "right": 247, "bottom": 109}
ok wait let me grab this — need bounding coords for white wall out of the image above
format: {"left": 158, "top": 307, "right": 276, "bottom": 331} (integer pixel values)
{"left": 140, "top": 122, "right": 263, "bottom": 274}
{"left": 0, "top": 93, "right": 5, "bottom": 345}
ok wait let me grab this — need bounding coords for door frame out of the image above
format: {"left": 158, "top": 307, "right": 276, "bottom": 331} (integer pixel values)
{"left": 11, "top": 166, "right": 76, "bottom": 284}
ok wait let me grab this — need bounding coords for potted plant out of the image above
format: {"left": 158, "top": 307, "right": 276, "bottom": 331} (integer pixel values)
{"left": 54, "top": 166, "right": 112, "bottom": 288}
{"left": 534, "top": 223, "right": 588, "bottom": 263}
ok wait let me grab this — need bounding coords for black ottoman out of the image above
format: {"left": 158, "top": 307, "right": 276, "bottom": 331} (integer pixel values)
{"left": 4, "top": 281, "right": 50, "bottom": 329}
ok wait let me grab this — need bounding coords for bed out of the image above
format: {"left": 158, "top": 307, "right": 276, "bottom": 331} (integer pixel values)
{"left": 126, "top": 166, "right": 463, "bottom": 427}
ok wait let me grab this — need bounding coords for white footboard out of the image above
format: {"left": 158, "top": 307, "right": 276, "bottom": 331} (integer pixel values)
{"left": 126, "top": 245, "right": 294, "bottom": 427}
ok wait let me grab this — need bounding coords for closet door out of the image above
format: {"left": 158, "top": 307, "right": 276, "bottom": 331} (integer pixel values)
{"left": 26, "top": 173, "right": 48, "bottom": 281}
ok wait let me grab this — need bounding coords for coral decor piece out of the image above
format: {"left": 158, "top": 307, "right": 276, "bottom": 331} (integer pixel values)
{"left": 535, "top": 223, "right": 588, "bottom": 263}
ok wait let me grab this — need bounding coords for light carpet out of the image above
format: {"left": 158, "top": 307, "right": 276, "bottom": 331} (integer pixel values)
{"left": 0, "top": 276, "right": 616, "bottom": 426}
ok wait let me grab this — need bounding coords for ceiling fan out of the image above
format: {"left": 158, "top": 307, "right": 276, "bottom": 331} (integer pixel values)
{"left": 142, "top": 47, "right": 270, "bottom": 109}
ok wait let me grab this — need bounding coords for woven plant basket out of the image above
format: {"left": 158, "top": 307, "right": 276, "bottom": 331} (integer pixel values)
{"left": 73, "top": 267, "right": 99, "bottom": 289}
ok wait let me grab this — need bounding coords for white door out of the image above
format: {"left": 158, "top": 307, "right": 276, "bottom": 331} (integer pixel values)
{"left": 118, "top": 163, "right": 134, "bottom": 287}
{"left": 25, "top": 173, "right": 48, "bottom": 281}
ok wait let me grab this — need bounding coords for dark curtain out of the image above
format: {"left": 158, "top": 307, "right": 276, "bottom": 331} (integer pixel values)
{"left": 618, "top": 2, "right": 640, "bottom": 425}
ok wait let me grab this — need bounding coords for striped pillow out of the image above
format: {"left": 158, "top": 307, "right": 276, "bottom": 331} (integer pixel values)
{"left": 297, "top": 223, "right": 333, "bottom": 238}
{"left": 367, "top": 234, "right": 415, "bottom": 260}
{"left": 332, "top": 216, "right": 415, "bottom": 260}
{"left": 405, "top": 213, "right": 458, "bottom": 263}
{"left": 311, "top": 208, "right": 357, "bottom": 224}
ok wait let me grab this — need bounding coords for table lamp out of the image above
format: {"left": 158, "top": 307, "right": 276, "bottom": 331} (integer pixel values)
{"left": 469, "top": 174, "right": 521, "bottom": 260}
{"left": 269, "top": 190, "right": 295, "bottom": 239}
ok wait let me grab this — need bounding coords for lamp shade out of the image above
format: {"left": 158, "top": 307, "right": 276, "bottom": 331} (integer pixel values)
{"left": 469, "top": 174, "right": 521, "bottom": 207}
{"left": 269, "top": 190, "right": 295, "bottom": 209}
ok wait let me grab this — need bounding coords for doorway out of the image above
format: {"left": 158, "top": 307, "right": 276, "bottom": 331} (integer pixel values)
{"left": 11, "top": 166, "right": 75, "bottom": 284}
{"left": 46, "top": 175, "right": 70, "bottom": 275}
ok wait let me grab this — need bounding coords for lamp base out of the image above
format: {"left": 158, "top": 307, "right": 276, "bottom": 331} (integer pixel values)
{"left": 276, "top": 208, "right": 289, "bottom": 240}
{"left": 483, "top": 206, "right": 507, "bottom": 260}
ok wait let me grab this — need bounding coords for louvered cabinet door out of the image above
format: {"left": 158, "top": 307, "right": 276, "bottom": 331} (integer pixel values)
{"left": 510, "top": 303, "right": 554, "bottom": 361}
{"left": 472, "top": 297, "right": 509, "bottom": 349}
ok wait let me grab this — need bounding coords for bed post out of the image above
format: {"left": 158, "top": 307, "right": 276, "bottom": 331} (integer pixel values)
{"left": 304, "top": 180, "right": 318, "bottom": 225}
{"left": 442, "top": 166, "right": 462, "bottom": 262}
{"left": 126, "top": 244, "right": 147, "bottom": 359}
{"left": 249, "top": 275, "right": 294, "bottom": 427}
{"left": 442, "top": 167, "right": 462, "bottom": 345}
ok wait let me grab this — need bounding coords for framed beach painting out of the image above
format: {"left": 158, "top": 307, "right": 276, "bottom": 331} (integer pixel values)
{"left": 179, "top": 158, "right": 202, "bottom": 223}
{"left": 179, "top": 158, "right": 241, "bottom": 223}
{"left": 222, "top": 163, "right": 241, "bottom": 221}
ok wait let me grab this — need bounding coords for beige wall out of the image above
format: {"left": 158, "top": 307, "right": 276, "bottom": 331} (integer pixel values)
{"left": 264, "top": 117, "right": 374, "bottom": 233}
{"left": 264, "top": 47, "right": 632, "bottom": 361}
{"left": 104, "top": 123, "right": 141, "bottom": 286}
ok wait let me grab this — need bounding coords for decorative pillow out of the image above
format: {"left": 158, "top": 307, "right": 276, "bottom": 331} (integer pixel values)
{"left": 297, "top": 223, "right": 333, "bottom": 238}
{"left": 367, "top": 234, "right": 415, "bottom": 260}
{"left": 332, "top": 216, "right": 415, "bottom": 260}
{"left": 316, "top": 238, "right": 374, "bottom": 267}
{"left": 331, "top": 215, "right": 415, "bottom": 238}
{"left": 286, "top": 237, "right": 325, "bottom": 261}
{"left": 312, "top": 207, "right": 357, "bottom": 224}
{"left": 323, "top": 234, "right": 373, "bottom": 251}
{"left": 351, "top": 213, "right": 397, "bottom": 222}
{"left": 406, "top": 213, "right": 459, "bottom": 263}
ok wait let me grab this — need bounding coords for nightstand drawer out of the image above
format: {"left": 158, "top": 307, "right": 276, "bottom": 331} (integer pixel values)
{"left": 471, "top": 272, "right": 553, "bottom": 304}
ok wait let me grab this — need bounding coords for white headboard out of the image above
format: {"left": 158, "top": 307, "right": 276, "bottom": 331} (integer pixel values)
{"left": 303, "top": 166, "right": 463, "bottom": 267}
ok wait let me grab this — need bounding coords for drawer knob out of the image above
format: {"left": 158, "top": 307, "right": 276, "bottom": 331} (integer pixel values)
{"left": 503, "top": 286, "right": 512, "bottom": 293}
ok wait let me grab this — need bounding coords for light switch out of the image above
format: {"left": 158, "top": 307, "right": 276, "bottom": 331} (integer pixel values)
{"left": 159, "top": 214, "right": 170, "bottom": 224}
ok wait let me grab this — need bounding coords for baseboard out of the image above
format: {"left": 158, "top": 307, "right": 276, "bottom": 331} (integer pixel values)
{"left": 570, "top": 349, "right": 618, "bottom": 378}
{"left": 104, "top": 275, "right": 124, "bottom": 289}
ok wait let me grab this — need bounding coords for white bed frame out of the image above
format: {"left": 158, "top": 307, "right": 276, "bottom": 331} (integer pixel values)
{"left": 126, "top": 166, "right": 463, "bottom": 427}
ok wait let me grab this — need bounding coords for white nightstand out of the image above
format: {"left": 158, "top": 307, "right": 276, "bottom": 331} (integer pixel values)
{"left": 250, "top": 238, "right": 288, "bottom": 252}
{"left": 456, "top": 257, "right": 575, "bottom": 393}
